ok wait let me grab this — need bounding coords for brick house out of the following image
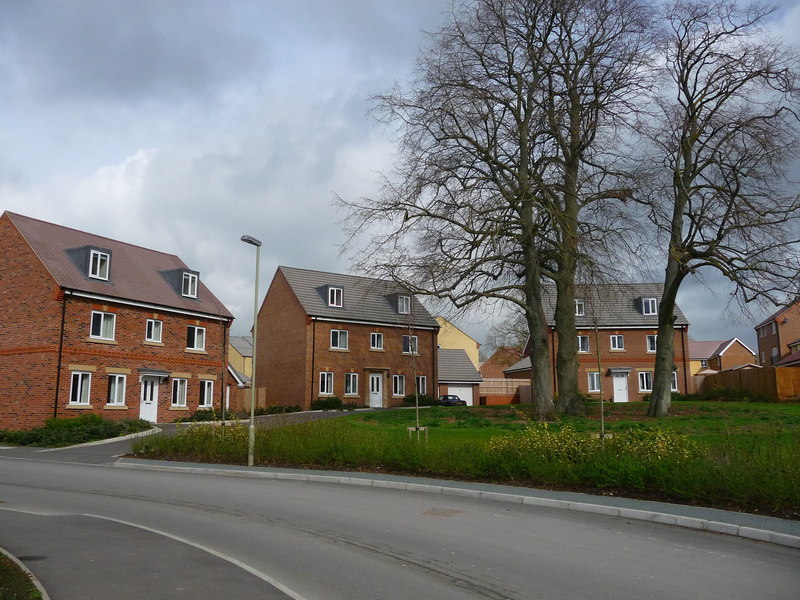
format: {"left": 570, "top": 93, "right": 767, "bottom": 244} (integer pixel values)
{"left": 255, "top": 266, "right": 438, "bottom": 410}
{"left": 755, "top": 300, "right": 800, "bottom": 366}
{"left": 503, "top": 283, "right": 691, "bottom": 402}
{"left": 689, "top": 338, "right": 756, "bottom": 374}
{"left": 438, "top": 348, "right": 482, "bottom": 405}
{"left": 0, "top": 212, "right": 233, "bottom": 429}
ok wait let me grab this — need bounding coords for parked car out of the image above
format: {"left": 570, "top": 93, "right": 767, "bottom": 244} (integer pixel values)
{"left": 437, "top": 395, "right": 467, "bottom": 406}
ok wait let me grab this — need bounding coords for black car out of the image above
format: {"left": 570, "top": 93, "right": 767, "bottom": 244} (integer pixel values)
{"left": 437, "top": 394, "right": 467, "bottom": 406}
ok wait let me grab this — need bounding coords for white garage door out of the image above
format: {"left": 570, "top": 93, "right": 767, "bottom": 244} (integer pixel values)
{"left": 448, "top": 385, "right": 474, "bottom": 406}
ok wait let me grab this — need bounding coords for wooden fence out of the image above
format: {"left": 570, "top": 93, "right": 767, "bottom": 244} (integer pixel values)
{"left": 699, "top": 366, "right": 800, "bottom": 402}
{"left": 478, "top": 378, "right": 531, "bottom": 405}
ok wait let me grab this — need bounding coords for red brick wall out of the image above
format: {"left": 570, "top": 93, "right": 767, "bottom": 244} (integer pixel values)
{"left": 256, "top": 270, "right": 311, "bottom": 407}
{"left": 714, "top": 341, "right": 755, "bottom": 371}
{"left": 0, "top": 213, "right": 230, "bottom": 430}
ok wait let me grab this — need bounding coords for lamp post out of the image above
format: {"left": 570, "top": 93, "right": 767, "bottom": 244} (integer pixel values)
{"left": 241, "top": 234, "right": 262, "bottom": 467}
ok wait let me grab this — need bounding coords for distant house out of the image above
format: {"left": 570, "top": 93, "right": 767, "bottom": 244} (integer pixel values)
{"left": 689, "top": 338, "right": 756, "bottom": 374}
{"left": 0, "top": 211, "right": 233, "bottom": 430}
{"left": 438, "top": 348, "right": 483, "bottom": 405}
{"left": 228, "top": 335, "right": 253, "bottom": 385}
{"left": 435, "top": 317, "right": 481, "bottom": 370}
{"left": 255, "top": 266, "right": 439, "bottom": 410}
{"left": 480, "top": 346, "right": 523, "bottom": 379}
{"left": 754, "top": 300, "right": 800, "bottom": 366}
{"left": 776, "top": 338, "right": 800, "bottom": 367}
{"left": 503, "top": 283, "right": 691, "bottom": 402}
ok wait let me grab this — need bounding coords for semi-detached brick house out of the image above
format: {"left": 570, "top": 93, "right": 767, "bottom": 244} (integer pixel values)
{"left": 504, "top": 283, "right": 691, "bottom": 402}
{"left": 754, "top": 299, "right": 800, "bottom": 366}
{"left": 256, "top": 266, "right": 438, "bottom": 410}
{"left": 0, "top": 211, "right": 233, "bottom": 430}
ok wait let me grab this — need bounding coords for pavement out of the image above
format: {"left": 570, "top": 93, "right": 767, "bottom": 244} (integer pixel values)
{"left": 1, "top": 414, "right": 799, "bottom": 599}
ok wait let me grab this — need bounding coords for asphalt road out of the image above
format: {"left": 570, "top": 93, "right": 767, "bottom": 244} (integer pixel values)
{"left": 0, "top": 440, "right": 798, "bottom": 599}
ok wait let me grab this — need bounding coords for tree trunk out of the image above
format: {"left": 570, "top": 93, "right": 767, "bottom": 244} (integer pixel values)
{"left": 648, "top": 257, "right": 684, "bottom": 417}
{"left": 553, "top": 272, "right": 584, "bottom": 415}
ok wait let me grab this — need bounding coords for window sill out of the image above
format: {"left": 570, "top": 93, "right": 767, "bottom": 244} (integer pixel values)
{"left": 66, "top": 404, "right": 92, "bottom": 409}
{"left": 369, "top": 348, "right": 385, "bottom": 352}
{"left": 86, "top": 338, "right": 118, "bottom": 345}
{"left": 144, "top": 341, "right": 165, "bottom": 347}
{"left": 169, "top": 406, "right": 189, "bottom": 411}
{"left": 185, "top": 349, "right": 207, "bottom": 355}
{"left": 610, "top": 349, "right": 626, "bottom": 353}
{"left": 329, "top": 348, "right": 350, "bottom": 353}
{"left": 104, "top": 405, "right": 129, "bottom": 410}
{"left": 401, "top": 353, "right": 420, "bottom": 356}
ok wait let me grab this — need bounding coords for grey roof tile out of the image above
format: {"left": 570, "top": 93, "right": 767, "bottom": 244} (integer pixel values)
{"left": 230, "top": 335, "right": 253, "bottom": 357}
{"left": 6, "top": 211, "right": 232, "bottom": 319}
{"left": 278, "top": 266, "right": 438, "bottom": 328}
{"left": 438, "top": 348, "right": 483, "bottom": 383}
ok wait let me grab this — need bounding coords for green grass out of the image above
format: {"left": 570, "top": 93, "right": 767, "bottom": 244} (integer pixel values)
{"left": 0, "top": 555, "right": 41, "bottom": 600}
{"left": 133, "top": 402, "right": 800, "bottom": 518}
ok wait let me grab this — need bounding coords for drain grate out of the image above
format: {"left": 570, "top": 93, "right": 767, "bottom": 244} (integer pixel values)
{"left": 420, "top": 507, "right": 465, "bottom": 517}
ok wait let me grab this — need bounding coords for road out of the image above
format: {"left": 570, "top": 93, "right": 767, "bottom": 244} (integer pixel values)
{"left": 0, "top": 441, "right": 797, "bottom": 599}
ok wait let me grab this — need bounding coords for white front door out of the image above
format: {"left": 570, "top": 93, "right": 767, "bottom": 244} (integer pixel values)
{"left": 369, "top": 373, "right": 383, "bottom": 408}
{"left": 612, "top": 373, "right": 629, "bottom": 403}
{"left": 139, "top": 376, "right": 159, "bottom": 422}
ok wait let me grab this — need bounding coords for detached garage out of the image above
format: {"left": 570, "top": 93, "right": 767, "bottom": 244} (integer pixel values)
{"left": 438, "top": 348, "right": 483, "bottom": 406}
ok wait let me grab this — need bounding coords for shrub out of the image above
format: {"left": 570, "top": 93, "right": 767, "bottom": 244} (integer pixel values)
{"left": 177, "top": 408, "right": 237, "bottom": 422}
{"left": 402, "top": 394, "right": 437, "bottom": 407}
{"left": 311, "top": 397, "right": 343, "bottom": 410}
{"left": 0, "top": 414, "right": 150, "bottom": 447}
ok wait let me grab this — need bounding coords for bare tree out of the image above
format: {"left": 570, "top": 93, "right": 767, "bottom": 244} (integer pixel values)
{"left": 643, "top": 0, "right": 800, "bottom": 417}
{"left": 341, "top": 0, "right": 654, "bottom": 418}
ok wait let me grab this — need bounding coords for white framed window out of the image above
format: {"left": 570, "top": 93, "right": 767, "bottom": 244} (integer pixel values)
{"left": 416, "top": 375, "right": 427, "bottom": 395}
{"left": 575, "top": 299, "right": 585, "bottom": 316}
{"left": 671, "top": 371, "right": 679, "bottom": 392}
{"left": 402, "top": 335, "right": 419, "bottom": 354}
{"left": 772, "top": 322, "right": 777, "bottom": 335}
{"left": 398, "top": 295, "right": 411, "bottom": 315}
{"left": 69, "top": 371, "right": 91, "bottom": 405}
{"left": 344, "top": 373, "right": 358, "bottom": 396}
{"left": 330, "top": 329, "right": 349, "bottom": 350}
{"left": 642, "top": 297, "right": 657, "bottom": 315}
{"left": 199, "top": 380, "right": 214, "bottom": 408}
{"left": 171, "top": 378, "right": 187, "bottom": 407}
{"left": 328, "top": 286, "right": 343, "bottom": 307}
{"left": 638, "top": 371, "right": 653, "bottom": 392}
{"left": 187, "top": 326, "right": 206, "bottom": 351}
{"left": 700, "top": 359, "right": 708, "bottom": 368}
{"left": 89, "top": 250, "right": 110, "bottom": 280}
{"left": 577, "top": 335, "right": 589, "bottom": 353}
{"left": 319, "top": 371, "right": 333, "bottom": 395}
{"left": 90, "top": 311, "right": 116, "bottom": 340}
{"left": 107, "top": 374, "right": 126, "bottom": 406}
{"left": 610, "top": 334, "right": 625, "bottom": 350}
{"left": 370, "top": 332, "right": 384, "bottom": 350}
{"left": 646, "top": 334, "right": 657, "bottom": 353}
{"left": 392, "top": 375, "right": 405, "bottom": 397}
{"left": 182, "top": 272, "right": 198, "bottom": 298}
{"left": 145, "top": 319, "right": 163, "bottom": 343}
{"left": 771, "top": 346, "right": 779, "bottom": 365}
{"left": 587, "top": 371, "right": 601, "bottom": 393}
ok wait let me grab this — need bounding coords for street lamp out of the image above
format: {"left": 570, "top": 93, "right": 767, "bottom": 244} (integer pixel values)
{"left": 241, "top": 234, "right": 262, "bottom": 467}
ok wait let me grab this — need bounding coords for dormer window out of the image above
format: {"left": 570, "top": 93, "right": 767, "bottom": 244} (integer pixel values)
{"left": 89, "top": 250, "right": 110, "bottom": 280}
{"left": 575, "top": 299, "right": 585, "bottom": 316}
{"left": 328, "top": 286, "right": 343, "bottom": 307}
{"left": 182, "top": 272, "right": 198, "bottom": 298}
{"left": 642, "top": 297, "right": 657, "bottom": 315}
{"left": 398, "top": 295, "right": 411, "bottom": 315}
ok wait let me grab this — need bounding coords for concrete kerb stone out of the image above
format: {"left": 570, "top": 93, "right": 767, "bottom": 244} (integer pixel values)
{"left": 0, "top": 544, "right": 51, "bottom": 600}
{"left": 115, "top": 460, "right": 800, "bottom": 549}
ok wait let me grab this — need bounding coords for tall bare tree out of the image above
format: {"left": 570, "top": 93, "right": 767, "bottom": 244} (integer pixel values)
{"left": 341, "top": 0, "right": 654, "bottom": 418}
{"left": 644, "top": 0, "right": 800, "bottom": 417}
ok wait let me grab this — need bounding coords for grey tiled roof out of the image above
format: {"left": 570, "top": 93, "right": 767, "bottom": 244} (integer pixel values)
{"left": 546, "top": 283, "right": 689, "bottom": 328}
{"left": 689, "top": 340, "right": 728, "bottom": 360}
{"left": 6, "top": 211, "right": 233, "bottom": 319}
{"left": 230, "top": 335, "right": 253, "bottom": 358}
{"left": 438, "top": 348, "right": 483, "bottom": 383}
{"left": 278, "top": 266, "right": 438, "bottom": 328}
{"left": 503, "top": 356, "right": 532, "bottom": 374}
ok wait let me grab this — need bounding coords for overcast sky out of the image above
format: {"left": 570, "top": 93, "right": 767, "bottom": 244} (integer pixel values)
{"left": 1, "top": 0, "right": 798, "bottom": 354}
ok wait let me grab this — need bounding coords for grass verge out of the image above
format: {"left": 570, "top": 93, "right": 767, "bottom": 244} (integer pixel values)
{"left": 132, "top": 401, "right": 800, "bottom": 519}
{"left": 0, "top": 554, "right": 42, "bottom": 600}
